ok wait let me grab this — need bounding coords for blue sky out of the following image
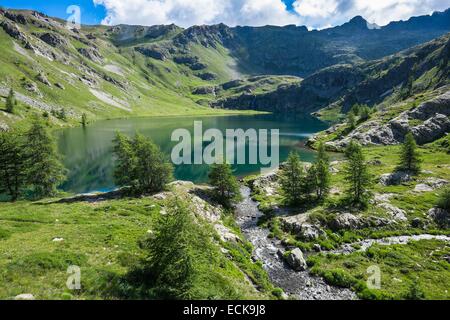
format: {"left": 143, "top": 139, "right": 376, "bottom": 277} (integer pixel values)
{"left": 0, "top": 0, "right": 448, "bottom": 29}
{"left": 0, "top": 0, "right": 107, "bottom": 25}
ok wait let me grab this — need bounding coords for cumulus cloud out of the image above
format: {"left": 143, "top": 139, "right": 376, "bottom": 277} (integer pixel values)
{"left": 93, "top": 0, "right": 298, "bottom": 27}
{"left": 293, "top": 0, "right": 450, "bottom": 29}
{"left": 93, "top": 0, "right": 449, "bottom": 29}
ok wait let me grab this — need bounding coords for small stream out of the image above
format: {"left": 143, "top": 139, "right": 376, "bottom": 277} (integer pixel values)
{"left": 235, "top": 186, "right": 357, "bottom": 300}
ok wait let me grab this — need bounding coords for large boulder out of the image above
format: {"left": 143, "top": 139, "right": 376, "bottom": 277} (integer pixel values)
{"left": 280, "top": 214, "right": 323, "bottom": 240}
{"left": 379, "top": 171, "right": 413, "bottom": 186}
{"left": 411, "top": 114, "right": 450, "bottom": 145}
{"left": 285, "top": 248, "right": 307, "bottom": 271}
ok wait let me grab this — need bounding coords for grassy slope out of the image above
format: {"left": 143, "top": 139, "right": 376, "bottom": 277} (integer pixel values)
{"left": 0, "top": 191, "right": 274, "bottom": 300}
{"left": 0, "top": 13, "right": 264, "bottom": 130}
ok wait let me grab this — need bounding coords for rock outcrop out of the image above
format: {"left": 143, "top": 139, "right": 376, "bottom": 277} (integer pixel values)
{"left": 326, "top": 91, "right": 450, "bottom": 150}
{"left": 39, "top": 32, "right": 68, "bottom": 48}
{"left": 414, "top": 178, "right": 448, "bottom": 192}
{"left": 380, "top": 171, "right": 414, "bottom": 186}
{"left": 285, "top": 248, "right": 307, "bottom": 271}
{"left": 281, "top": 215, "right": 323, "bottom": 241}
{"left": 135, "top": 45, "right": 170, "bottom": 61}
{"left": 78, "top": 47, "right": 103, "bottom": 63}
{"left": 1, "top": 20, "right": 27, "bottom": 42}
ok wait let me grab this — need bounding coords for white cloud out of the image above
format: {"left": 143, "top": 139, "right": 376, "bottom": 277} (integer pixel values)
{"left": 293, "top": 0, "right": 450, "bottom": 28}
{"left": 93, "top": 0, "right": 298, "bottom": 27}
{"left": 93, "top": 0, "right": 449, "bottom": 28}
{"left": 294, "top": 0, "right": 339, "bottom": 18}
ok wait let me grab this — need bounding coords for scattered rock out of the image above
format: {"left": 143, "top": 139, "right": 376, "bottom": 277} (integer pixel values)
{"left": 37, "top": 72, "right": 51, "bottom": 86}
{"left": 192, "top": 86, "right": 217, "bottom": 95}
{"left": 281, "top": 215, "right": 323, "bottom": 240}
{"left": 215, "top": 223, "right": 239, "bottom": 242}
{"left": 374, "top": 193, "right": 395, "bottom": 203}
{"left": 152, "top": 193, "right": 168, "bottom": 201}
{"left": 55, "top": 82, "right": 65, "bottom": 90}
{"left": 0, "top": 121, "right": 9, "bottom": 132}
{"left": 78, "top": 47, "right": 103, "bottom": 63}
{"left": 377, "top": 203, "right": 407, "bottom": 221}
{"left": 23, "top": 81, "right": 39, "bottom": 94}
{"left": 313, "top": 244, "right": 322, "bottom": 252}
{"left": 331, "top": 213, "right": 363, "bottom": 230}
{"left": 411, "top": 218, "right": 423, "bottom": 228}
{"left": 197, "top": 72, "right": 217, "bottom": 81}
{"left": 15, "top": 294, "right": 35, "bottom": 300}
{"left": 415, "top": 178, "right": 447, "bottom": 192}
{"left": 285, "top": 248, "right": 307, "bottom": 271}
{"left": 380, "top": 171, "right": 413, "bottom": 186}
{"left": 173, "top": 55, "right": 207, "bottom": 70}
{"left": 414, "top": 184, "right": 433, "bottom": 192}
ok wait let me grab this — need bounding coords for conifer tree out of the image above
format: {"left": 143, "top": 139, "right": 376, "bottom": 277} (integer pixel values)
{"left": 112, "top": 133, "right": 173, "bottom": 193}
{"left": 208, "top": 162, "right": 240, "bottom": 206}
{"left": 24, "top": 118, "right": 66, "bottom": 198}
{"left": 280, "top": 152, "right": 305, "bottom": 205}
{"left": 314, "top": 142, "right": 331, "bottom": 200}
{"left": 343, "top": 141, "right": 372, "bottom": 207}
{"left": 0, "top": 132, "right": 27, "bottom": 201}
{"left": 399, "top": 132, "right": 422, "bottom": 174}
{"left": 5, "top": 88, "right": 15, "bottom": 113}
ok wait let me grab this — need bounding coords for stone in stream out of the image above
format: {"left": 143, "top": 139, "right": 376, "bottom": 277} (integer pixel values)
{"left": 285, "top": 248, "right": 307, "bottom": 271}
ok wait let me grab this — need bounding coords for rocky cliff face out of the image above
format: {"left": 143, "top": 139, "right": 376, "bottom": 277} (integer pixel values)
{"left": 211, "top": 33, "right": 450, "bottom": 114}
{"left": 325, "top": 90, "right": 450, "bottom": 150}
{"left": 1, "top": 7, "right": 450, "bottom": 126}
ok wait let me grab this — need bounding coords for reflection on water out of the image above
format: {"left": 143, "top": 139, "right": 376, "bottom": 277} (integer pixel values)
{"left": 57, "top": 113, "right": 329, "bottom": 193}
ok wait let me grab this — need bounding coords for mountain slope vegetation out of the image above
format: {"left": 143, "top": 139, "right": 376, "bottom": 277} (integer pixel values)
{"left": 0, "top": 8, "right": 450, "bottom": 129}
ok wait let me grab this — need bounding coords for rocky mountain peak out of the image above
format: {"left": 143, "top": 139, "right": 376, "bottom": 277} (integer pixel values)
{"left": 345, "top": 16, "right": 369, "bottom": 29}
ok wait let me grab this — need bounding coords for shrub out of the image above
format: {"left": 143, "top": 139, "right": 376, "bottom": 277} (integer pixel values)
{"left": 404, "top": 280, "right": 426, "bottom": 300}
{"left": 113, "top": 132, "right": 173, "bottom": 194}
{"left": 208, "top": 162, "right": 241, "bottom": 207}
{"left": 398, "top": 132, "right": 422, "bottom": 174}
{"left": 436, "top": 188, "right": 450, "bottom": 211}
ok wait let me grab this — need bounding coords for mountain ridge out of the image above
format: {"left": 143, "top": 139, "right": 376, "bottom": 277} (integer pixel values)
{"left": 0, "top": 7, "right": 449, "bottom": 130}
